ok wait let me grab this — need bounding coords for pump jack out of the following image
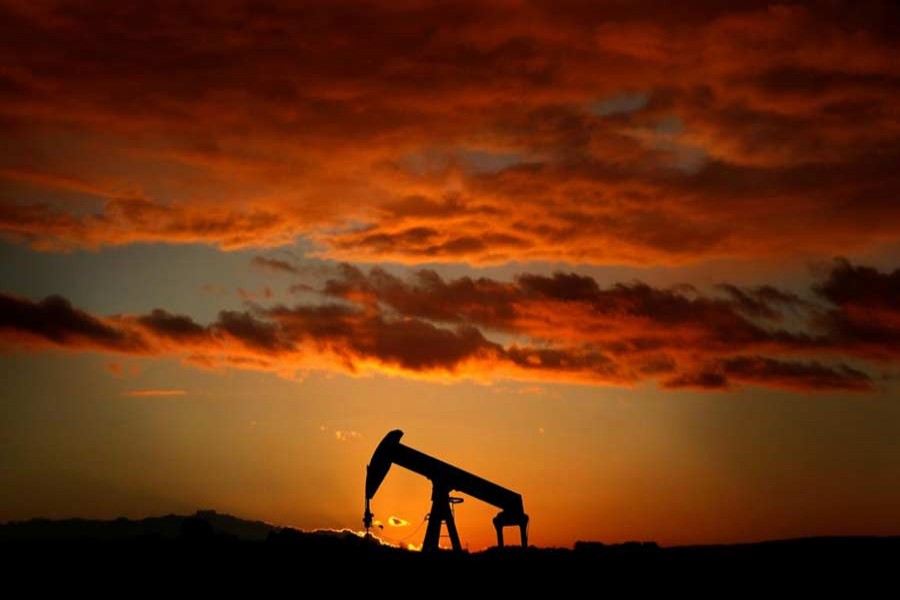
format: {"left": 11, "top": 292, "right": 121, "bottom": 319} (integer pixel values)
{"left": 363, "top": 430, "right": 528, "bottom": 552}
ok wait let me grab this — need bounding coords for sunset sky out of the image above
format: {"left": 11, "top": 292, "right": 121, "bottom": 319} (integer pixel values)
{"left": 2, "top": 0, "right": 899, "bottom": 549}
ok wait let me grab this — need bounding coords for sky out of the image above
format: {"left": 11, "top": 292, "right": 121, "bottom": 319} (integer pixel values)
{"left": 1, "top": 0, "right": 899, "bottom": 549}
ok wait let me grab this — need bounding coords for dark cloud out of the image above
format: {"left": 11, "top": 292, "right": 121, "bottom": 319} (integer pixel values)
{"left": 352, "top": 228, "right": 441, "bottom": 255}
{"left": 323, "top": 268, "right": 789, "bottom": 352}
{"left": 0, "top": 292, "right": 144, "bottom": 351}
{"left": 665, "top": 356, "right": 872, "bottom": 392}
{"left": 348, "top": 319, "right": 497, "bottom": 372}
{"left": 216, "top": 310, "right": 286, "bottom": 352}
{"left": 323, "top": 267, "right": 519, "bottom": 327}
{"left": 506, "top": 346, "right": 624, "bottom": 381}
{"left": 0, "top": 260, "right": 896, "bottom": 391}
{"left": 664, "top": 370, "right": 729, "bottom": 390}
{"left": 722, "top": 356, "right": 872, "bottom": 392}
{"left": 264, "top": 302, "right": 500, "bottom": 372}
{"left": 517, "top": 273, "right": 600, "bottom": 302}
{"left": 316, "top": 259, "right": 900, "bottom": 388}
{"left": 138, "top": 309, "right": 208, "bottom": 342}
{"left": 812, "top": 260, "right": 900, "bottom": 360}
{"left": 815, "top": 259, "right": 900, "bottom": 310}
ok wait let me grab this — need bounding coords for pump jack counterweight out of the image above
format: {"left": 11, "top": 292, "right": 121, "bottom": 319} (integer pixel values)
{"left": 364, "top": 430, "right": 529, "bottom": 552}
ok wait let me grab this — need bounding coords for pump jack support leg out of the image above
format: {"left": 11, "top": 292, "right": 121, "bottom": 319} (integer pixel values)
{"left": 422, "top": 500, "right": 443, "bottom": 552}
{"left": 445, "top": 509, "right": 462, "bottom": 552}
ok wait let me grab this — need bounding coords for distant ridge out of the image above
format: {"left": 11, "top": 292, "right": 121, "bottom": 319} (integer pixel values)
{"left": 3, "top": 510, "right": 898, "bottom": 556}
{"left": 0, "top": 509, "right": 279, "bottom": 542}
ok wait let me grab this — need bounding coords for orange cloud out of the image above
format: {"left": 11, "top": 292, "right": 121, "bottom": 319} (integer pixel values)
{"left": 1, "top": 260, "right": 897, "bottom": 392}
{"left": 0, "top": 2, "right": 897, "bottom": 264}
{"left": 0, "top": 199, "right": 292, "bottom": 251}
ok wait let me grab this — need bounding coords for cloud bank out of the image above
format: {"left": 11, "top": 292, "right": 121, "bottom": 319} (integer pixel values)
{"left": 0, "top": 1, "right": 898, "bottom": 265}
{"left": 1, "top": 260, "right": 896, "bottom": 392}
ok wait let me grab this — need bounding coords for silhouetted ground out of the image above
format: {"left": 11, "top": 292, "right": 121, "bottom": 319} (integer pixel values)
{"left": 2, "top": 511, "right": 897, "bottom": 591}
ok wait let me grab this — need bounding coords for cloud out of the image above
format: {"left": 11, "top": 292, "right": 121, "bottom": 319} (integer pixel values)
{"left": 138, "top": 309, "right": 208, "bottom": 342}
{"left": 722, "top": 356, "right": 871, "bottom": 392}
{"left": 811, "top": 259, "right": 900, "bottom": 361}
{"left": 0, "top": 293, "right": 145, "bottom": 352}
{"left": 665, "top": 357, "right": 872, "bottom": 392}
{"left": 251, "top": 256, "right": 299, "bottom": 275}
{"left": 0, "top": 260, "right": 897, "bottom": 392}
{"left": 266, "top": 302, "right": 501, "bottom": 372}
{"left": 316, "top": 259, "right": 899, "bottom": 388}
{"left": 0, "top": 199, "right": 291, "bottom": 251}
{"left": 387, "top": 517, "right": 409, "bottom": 527}
{"left": 335, "top": 430, "right": 362, "bottom": 442}
{"left": 123, "top": 389, "right": 187, "bottom": 397}
{"left": 0, "top": 2, "right": 897, "bottom": 264}
{"left": 815, "top": 259, "right": 900, "bottom": 310}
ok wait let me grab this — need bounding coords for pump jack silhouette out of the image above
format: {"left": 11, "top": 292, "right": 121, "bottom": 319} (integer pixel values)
{"left": 363, "top": 430, "right": 528, "bottom": 552}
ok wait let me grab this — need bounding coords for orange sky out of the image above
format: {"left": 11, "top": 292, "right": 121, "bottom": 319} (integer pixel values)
{"left": 1, "top": 0, "right": 899, "bottom": 549}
